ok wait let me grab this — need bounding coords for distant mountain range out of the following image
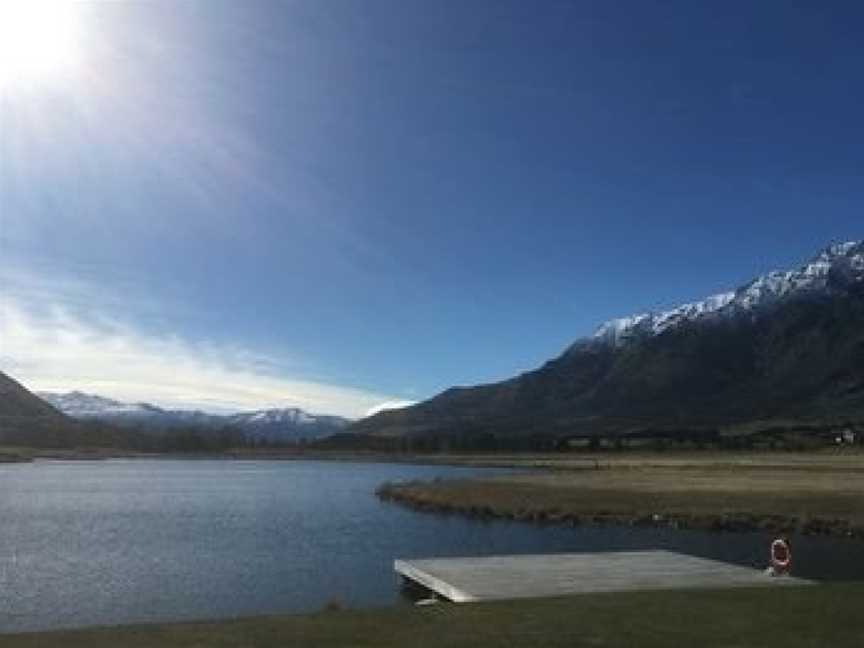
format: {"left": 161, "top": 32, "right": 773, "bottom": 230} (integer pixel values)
{"left": 38, "top": 391, "right": 352, "bottom": 443}
{"left": 353, "top": 241, "right": 864, "bottom": 441}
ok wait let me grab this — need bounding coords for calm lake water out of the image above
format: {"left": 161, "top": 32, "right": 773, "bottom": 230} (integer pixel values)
{"left": 1, "top": 459, "right": 862, "bottom": 633}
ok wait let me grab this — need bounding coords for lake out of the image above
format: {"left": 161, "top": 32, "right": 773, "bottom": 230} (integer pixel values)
{"left": 1, "top": 459, "right": 862, "bottom": 633}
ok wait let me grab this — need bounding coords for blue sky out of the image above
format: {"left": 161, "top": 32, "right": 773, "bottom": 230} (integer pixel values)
{"left": 1, "top": 0, "right": 862, "bottom": 416}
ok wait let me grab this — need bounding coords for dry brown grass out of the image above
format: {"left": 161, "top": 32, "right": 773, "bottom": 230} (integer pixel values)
{"left": 378, "top": 452, "right": 864, "bottom": 535}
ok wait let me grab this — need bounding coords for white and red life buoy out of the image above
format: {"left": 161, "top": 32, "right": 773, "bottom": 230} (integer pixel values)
{"left": 769, "top": 538, "right": 792, "bottom": 575}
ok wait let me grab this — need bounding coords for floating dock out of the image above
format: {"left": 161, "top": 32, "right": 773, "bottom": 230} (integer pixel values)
{"left": 395, "top": 550, "right": 811, "bottom": 602}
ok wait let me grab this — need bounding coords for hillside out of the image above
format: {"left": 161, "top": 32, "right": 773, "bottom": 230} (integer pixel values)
{"left": 0, "top": 371, "right": 64, "bottom": 419}
{"left": 0, "top": 370, "right": 78, "bottom": 446}
{"left": 353, "top": 242, "right": 864, "bottom": 442}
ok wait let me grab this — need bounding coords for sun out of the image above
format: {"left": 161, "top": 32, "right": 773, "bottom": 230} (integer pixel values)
{"left": 0, "top": 0, "right": 84, "bottom": 89}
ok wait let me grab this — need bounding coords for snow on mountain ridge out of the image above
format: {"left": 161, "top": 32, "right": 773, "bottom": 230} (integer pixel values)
{"left": 229, "top": 408, "right": 320, "bottom": 425}
{"left": 41, "top": 391, "right": 351, "bottom": 427}
{"left": 38, "top": 391, "right": 156, "bottom": 417}
{"left": 590, "top": 240, "right": 863, "bottom": 348}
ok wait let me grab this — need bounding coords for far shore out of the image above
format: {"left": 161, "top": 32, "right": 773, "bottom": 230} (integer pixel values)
{"left": 3, "top": 445, "right": 861, "bottom": 465}
{"left": 0, "top": 451, "right": 35, "bottom": 464}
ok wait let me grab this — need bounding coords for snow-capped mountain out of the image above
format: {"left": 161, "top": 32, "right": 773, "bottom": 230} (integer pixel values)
{"left": 588, "top": 241, "right": 864, "bottom": 348}
{"left": 355, "top": 239, "right": 864, "bottom": 440}
{"left": 39, "top": 392, "right": 351, "bottom": 443}
{"left": 37, "top": 391, "right": 158, "bottom": 418}
{"left": 229, "top": 408, "right": 318, "bottom": 427}
{"left": 224, "top": 408, "right": 351, "bottom": 441}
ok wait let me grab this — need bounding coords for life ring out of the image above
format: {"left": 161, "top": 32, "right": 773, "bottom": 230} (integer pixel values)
{"left": 770, "top": 538, "right": 792, "bottom": 573}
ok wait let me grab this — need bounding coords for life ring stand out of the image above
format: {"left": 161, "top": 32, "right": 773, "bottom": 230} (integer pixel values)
{"left": 769, "top": 538, "right": 792, "bottom": 575}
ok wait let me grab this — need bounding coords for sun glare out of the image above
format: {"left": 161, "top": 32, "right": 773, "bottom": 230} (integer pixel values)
{"left": 0, "top": 0, "right": 84, "bottom": 89}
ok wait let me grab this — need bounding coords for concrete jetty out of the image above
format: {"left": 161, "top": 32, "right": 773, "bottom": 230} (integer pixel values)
{"left": 394, "top": 550, "right": 811, "bottom": 602}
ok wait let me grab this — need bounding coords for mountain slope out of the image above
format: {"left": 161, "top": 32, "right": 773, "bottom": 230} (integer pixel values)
{"left": 0, "top": 371, "right": 80, "bottom": 446}
{"left": 39, "top": 392, "right": 352, "bottom": 443}
{"left": 1, "top": 371, "right": 65, "bottom": 419}
{"left": 353, "top": 241, "right": 864, "bottom": 440}
{"left": 36, "top": 391, "right": 157, "bottom": 418}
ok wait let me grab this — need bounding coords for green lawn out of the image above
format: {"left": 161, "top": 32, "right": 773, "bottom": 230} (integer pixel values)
{"left": 2, "top": 584, "right": 863, "bottom": 648}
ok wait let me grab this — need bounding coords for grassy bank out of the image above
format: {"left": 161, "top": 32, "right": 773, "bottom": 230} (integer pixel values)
{"left": 0, "top": 450, "right": 32, "bottom": 463}
{"left": 2, "top": 584, "right": 862, "bottom": 647}
{"left": 377, "top": 452, "right": 864, "bottom": 538}
{"left": 1, "top": 445, "right": 859, "bottom": 465}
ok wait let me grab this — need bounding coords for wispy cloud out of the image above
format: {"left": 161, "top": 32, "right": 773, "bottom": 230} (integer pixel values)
{"left": 0, "top": 291, "right": 397, "bottom": 419}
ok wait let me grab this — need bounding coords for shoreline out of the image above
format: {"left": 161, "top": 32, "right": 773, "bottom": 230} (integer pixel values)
{"left": 374, "top": 453, "right": 864, "bottom": 541}
{"left": 376, "top": 480, "right": 864, "bottom": 539}
{"left": 0, "top": 452, "right": 33, "bottom": 464}
{"left": 3, "top": 446, "right": 861, "bottom": 464}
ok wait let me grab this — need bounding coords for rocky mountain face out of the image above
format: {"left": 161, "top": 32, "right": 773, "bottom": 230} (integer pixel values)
{"left": 353, "top": 241, "right": 864, "bottom": 441}
{"left": 39, "top": 391, "right": 351, "bottom": 443}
